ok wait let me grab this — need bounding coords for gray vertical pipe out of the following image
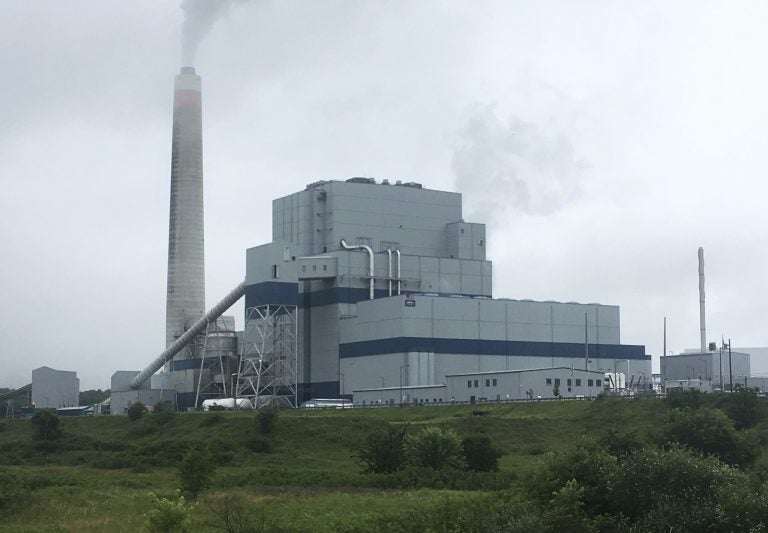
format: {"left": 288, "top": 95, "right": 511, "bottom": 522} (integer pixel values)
{"left": 698, "top": 247, "right": 706, "bottom": 353}
{"left": 166, "top": 66, "right": 206, "bottom": 349}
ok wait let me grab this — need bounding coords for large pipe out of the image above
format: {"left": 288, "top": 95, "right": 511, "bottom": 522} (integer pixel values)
{"left": 340, "top": 239, "right": 374, "bottom": 299}
{"left": 386, "top": 249, "right": 393, "bottom": 296}
{"left": 395, "top": 249, "right": 401, "bottom": 295}
{"left": 698, "top": 247, "right": 706, "bottom": 352}
{"left": 131, "top": 281, "right": 245, "bottom": 389}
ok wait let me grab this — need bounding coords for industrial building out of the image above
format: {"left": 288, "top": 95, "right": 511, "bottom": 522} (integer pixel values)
{"left": 243, "top": 178, "right": 651, "bottom": 405}
{"left": 353, "top": 367, "right": 609, "bottom": 406}
{"left": 661, "top": 350, "right": 750, "bottom": 392}
{"left": 113, "top": 67, "right": 652, "bottom": 412}
{"left": 31, "top": 366, "right": 79, "bottom": 409}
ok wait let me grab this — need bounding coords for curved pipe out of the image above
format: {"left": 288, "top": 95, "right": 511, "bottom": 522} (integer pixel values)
{"left": 395, "top": 249, "right": 401, "bottom": 295}
{"left": 130, "top": 281, "right": 246, "bottom": 389}
{"left": 386, "top": 249, "right": 393, "bottom": 296}
{"left": 340, "top": 239, "right": 374, "bottom": 300}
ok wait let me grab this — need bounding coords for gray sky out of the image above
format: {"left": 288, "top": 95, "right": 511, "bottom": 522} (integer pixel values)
{"left": 1, "top": 1, "right": 766, "bottom": 390}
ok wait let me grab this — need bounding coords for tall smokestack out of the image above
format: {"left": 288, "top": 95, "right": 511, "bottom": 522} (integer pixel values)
{"left": 698, "top": 246, "right": 706, "bottom": 352}
{"left": 166, "top": 66, "right": 205, "bottom": 349}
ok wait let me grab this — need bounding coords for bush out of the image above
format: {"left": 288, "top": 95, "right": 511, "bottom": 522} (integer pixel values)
{"left": 665, "top": 388, "right": 705, "bottom": 410}
{"left": 0, "top": 469, "right": 26, "bottom": 513}
{"left": 404, "top": 427, "right": 466, "bottom": 470}
{"left": 145, "top": 491, "right": 194, "bottom": 533}
{"left": 542, "top": 480, "right": 593, "bottom": 533}
{"left": 246, "top": 435, "right": 273, "bottom": 454}
{"left": 30, "top": 409, "right": 62, "bottom": 442}
{"left": 200, "top": 413, "right": 223, "bottom": 428}
{"left": 607, "top": 445, "right": 742, "bottom": 530}
{"left": 526, "top": 443, "right": 616, "bottom": 516}
{"left": 355, "top": 424, "right": 408, "bottom": 473}
{"left": 598, "top": 428, "right": 646, "bottom": 458}
{"left": 717, "top": 388, "right": 763, "bottom": 429}
{"left": 178, "top": 446, "right": 216, "bottom": 500}
{"left": 255, "top": 407, "right": 278, "bottom": 435}
{"left": 127, "top": 401, "right": 146, "bottom": 421}
{"left": 203, "top": 494, "right": 265, "bottom": 533}
{"left": 660, "top": 407, "right": 759, "bottom": 466}
{"left": 461, "top": 434, "right": 503, "bottom": 472}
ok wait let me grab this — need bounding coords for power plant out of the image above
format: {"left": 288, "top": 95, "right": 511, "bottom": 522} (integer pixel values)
{"left": 104, "top": 66, "right": 658, "bottom": 413}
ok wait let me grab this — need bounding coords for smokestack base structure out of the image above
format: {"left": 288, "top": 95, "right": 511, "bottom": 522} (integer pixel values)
{"left": 166, "top": 67, "right": 205, "bottom": 350}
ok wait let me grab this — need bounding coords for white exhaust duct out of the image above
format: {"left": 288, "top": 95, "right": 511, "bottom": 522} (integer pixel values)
{"left": 698, "top": 247, "right": 706, "bottom": 352}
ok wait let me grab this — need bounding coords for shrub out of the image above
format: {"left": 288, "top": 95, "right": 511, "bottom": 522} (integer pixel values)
{"left": 660, "top": 407, "right": 759, "bottom": 466}
{"left": 526, "top": 443, "right": 616, "bottom": 516}
{"left": 178, "top": 446, "right": 216, "bottom": 499}
{"left": 355, "top": 424, "right": 408, "bottom": 473}
{"left": 665, "top": 388, "right": 705, "bottom": 410}
{"left": 127, "top": 401, "right": 146, "bottom": 421}
{"left": 154, "top": 401, "right": 173, "bottom": 414}
{"left": 598, "top": 428, "right": 646, "bottom": 458}
{"left": 607, "top": 445, "right": 742, "bottom": 530}
{"left": 145, "top": 491, "right": 194, "bottom": 533}
{"left": 404, "top": 427, "right": 466, "bottom": 470}
{"left": 200, "top": 413, "right": 223, "bottom": 428}
{"left": 543, "top": 480, "right": 593, "bottom": 533}
{"left": 255, "top": 407, "right": 278, "bottom": 435}
{"left": 0, "top": 469, "right": 26, "bottom": 513}
{"left": 717, "top": 388, "right": 763, "bottom": 429}
{"left": 30, "top": 408, "right": 62, "bottom": 441}
{"left": 203, "top": 494, "right": 265, "bottom": 533}
{"left": 461, "top": 434, "right": 503, "bottom": 472}
{"left": 247, "top": 435, "right": 273, "bottom": 454}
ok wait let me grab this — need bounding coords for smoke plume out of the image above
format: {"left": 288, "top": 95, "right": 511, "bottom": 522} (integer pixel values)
{"left": 181, "top": 0, "right": 247, "bottom": 66}
{"left": 452, "top": 104, "right": 584, "bottom": 222}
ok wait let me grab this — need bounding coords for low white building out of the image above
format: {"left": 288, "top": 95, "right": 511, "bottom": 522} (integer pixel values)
{"left": 446, "top": 367, "right": 607, "bottom": 402}
{"left": 353, "top": 366, "right": 608, "bottom": 405}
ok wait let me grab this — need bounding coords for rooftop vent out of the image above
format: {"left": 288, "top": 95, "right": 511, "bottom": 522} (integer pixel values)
{"left": 347, "top": 177, "right": 376, "bottom": 184}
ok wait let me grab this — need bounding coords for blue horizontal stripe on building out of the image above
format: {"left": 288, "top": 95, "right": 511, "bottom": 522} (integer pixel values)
{"left": 170, "top": 356, "right": 228, "bottom": 371}
{"left": 245, "top": 281, "right": 489, "bottom": 309}
{"left": 339, "top": 337, "right": 648, "bottom": 360}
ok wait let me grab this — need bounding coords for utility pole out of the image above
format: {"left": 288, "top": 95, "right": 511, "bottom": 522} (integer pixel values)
{"left": 719, "top": 336, "right": 724, "bottom": 391}
{"left": 663, "top": 317, "right": 667, "bottom": 387}
{"left": 584, "top": 313, "right": 589, "bottom": 371}
{"left": 728, "top": 338, "right": 733, "bottom": 392}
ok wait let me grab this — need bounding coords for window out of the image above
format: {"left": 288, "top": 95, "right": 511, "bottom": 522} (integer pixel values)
{"left": 567, "top": 379, "right": 572, "bottom": 386}
{"left": 323, "top": 264, "right": 327, "bottom": 271}
{"left": 460, "top": 228, "right": 465, "bottom": 234}
{"left": 575, "top": 379, "right": 581, "bottom": 386}
{"left": 588, "top": 379, "right": 594, "bottom": 387}
{"left": 554, "top": 378, "right": 560, "bottom": 385}
{"left": 467, "top": 380, "right": 472, "bottom": 388}
{"left": 546, "top": 378, "right": 552, "bottom": 385}
{"left": 301, "top": 265, "right": 306, "bottom": 272}
{"left": 492, "top": 379, "right": 498, "bottom": 386}
{"left": 479, "top": 239, "right": 484, "bottom": 246}
{"left": 596, "top": 379, "right": 602, "bottom": 387}
{"left": 312, "top": 264, "right": 317, "bottom": 272}
{"left": 474, "top": 380, "right": 479, "bottom": 387}
{"left": 485, "top": 379, "right": 490, "bottom": 387}
{"left": 272, "top": 265, "right": 279, "bottom": 278}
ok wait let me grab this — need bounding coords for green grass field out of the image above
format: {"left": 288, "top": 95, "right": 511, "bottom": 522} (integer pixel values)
{"left": 0, "top": 398, "right": 683, "bottom": 531}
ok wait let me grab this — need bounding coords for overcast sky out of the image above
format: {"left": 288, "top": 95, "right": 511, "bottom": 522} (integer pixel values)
{"left": 1, "top": 1, "right": 766, "bottom": 390}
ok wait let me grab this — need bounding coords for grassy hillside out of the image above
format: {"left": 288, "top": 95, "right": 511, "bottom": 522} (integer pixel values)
{"left": 0, "top": 396, "right": 764, "bottom": 531}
